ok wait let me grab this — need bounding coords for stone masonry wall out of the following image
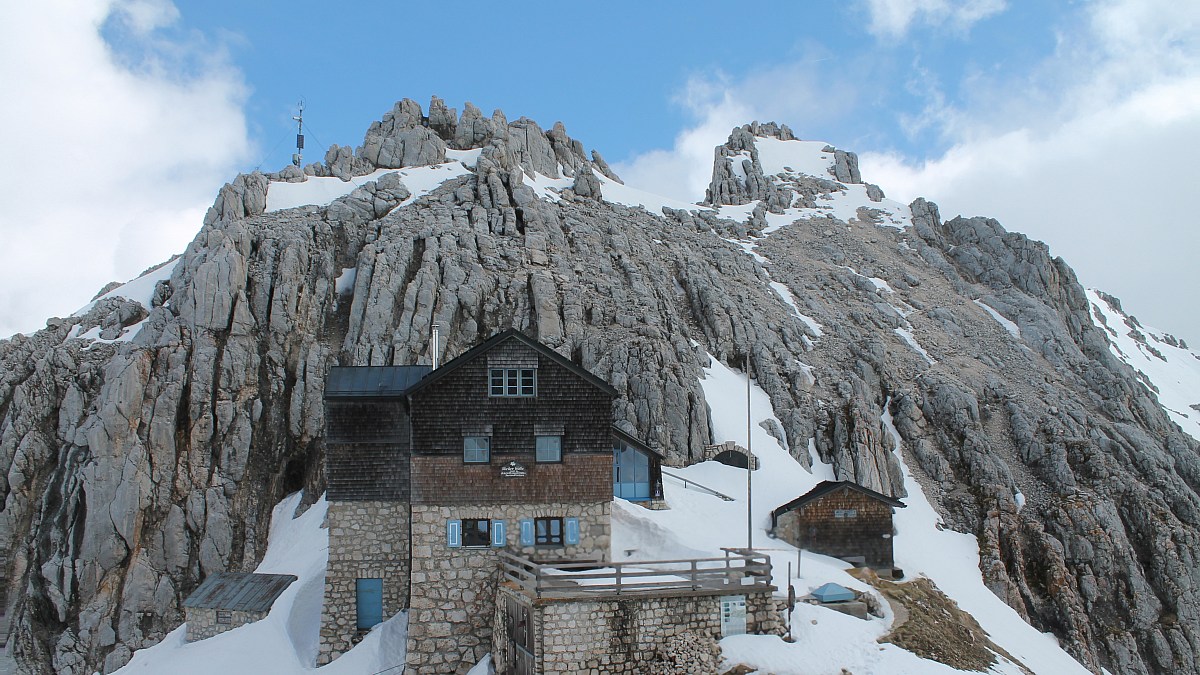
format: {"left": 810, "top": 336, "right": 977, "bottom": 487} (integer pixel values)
{"left": 492, "top": 585, "right": 782, "bottom": 674}
{"left": 184, "top": 608, "right": 266, "bottom": 642}
{"left": 406, "top": 502, "right": 610, "bottom": 675}
{"left": 318, "top": 500, "right": 411, "bottom": 665}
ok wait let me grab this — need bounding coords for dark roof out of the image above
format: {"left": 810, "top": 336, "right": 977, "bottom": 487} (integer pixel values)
{"left": 325, "top": 365, "right": 432, "bottom": 398}
{"left": 771, "top": 480, "right": 905, "bottom": 523}
{"left": 612, "top": 426, "right": 665, "bottom": 459}
{"left": 405, "top": 329, "right": 619, "bottom": 397}
{"left": 182, "top": 572, "right": 297, "bottom": 612}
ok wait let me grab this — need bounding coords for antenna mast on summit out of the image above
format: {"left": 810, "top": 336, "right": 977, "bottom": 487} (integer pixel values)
{"left": 292, "top": 99, "right": 306, "bottom": 167}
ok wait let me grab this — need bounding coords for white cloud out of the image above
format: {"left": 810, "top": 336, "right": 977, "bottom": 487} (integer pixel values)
{"left": 863, "top": 76, "right": 1200, "bottom": 341}
{"left": 862, "top": 0, "right": 1006, "bottom": 38}
{"left": 862, "top": 0, "right": 1200, "bottom": 341}
{"left": 0, "top": 0, "right": 249, "bottom": 338}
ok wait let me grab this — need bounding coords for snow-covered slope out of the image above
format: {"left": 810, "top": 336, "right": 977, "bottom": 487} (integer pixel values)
{"left": 1088, "top": 289, "right": 1200, "bottom": 441}
{"left": 118, "top": 355, "right": 1090, "bottom": 674}
{"left": 114, "top": 493, "right": 411, "bottom": 675}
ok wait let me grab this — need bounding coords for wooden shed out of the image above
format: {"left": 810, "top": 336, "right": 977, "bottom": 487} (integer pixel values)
{"left": 183, "top": 572, "right": 297, "bottom": 641}
{"left": 770, "top": 481, "right": 905, "bottom": 570}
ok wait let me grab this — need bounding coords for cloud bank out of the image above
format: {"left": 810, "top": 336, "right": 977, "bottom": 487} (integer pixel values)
{"left": 0, "top": 0, "right": 249, "bottom": 337}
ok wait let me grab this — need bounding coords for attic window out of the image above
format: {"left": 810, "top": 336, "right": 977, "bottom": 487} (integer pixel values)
{"left": 834, "top": 509, "right": 858, "bottom": 519}
{"left": 490, "top": 368, "right": 536, "bottom": 397}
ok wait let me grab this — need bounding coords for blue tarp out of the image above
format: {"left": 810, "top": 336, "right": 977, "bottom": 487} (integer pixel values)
{"left": 811, "top": 582, "right": 856, "bottom": 603}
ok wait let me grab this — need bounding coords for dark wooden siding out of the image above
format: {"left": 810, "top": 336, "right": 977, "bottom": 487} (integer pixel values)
{"left": 777, "top": 486, "right": 895, "bottom": 568}
{"left": 325, "top": 399, "right": 411, "bottom": 501}
{"left": 410, "top": 454, "right": 611, "bottom": 503}
{"left": 409, "top": 341, "right": 613, "bottom": 505}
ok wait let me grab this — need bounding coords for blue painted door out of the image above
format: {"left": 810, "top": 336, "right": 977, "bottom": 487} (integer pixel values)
{"left": 356, "top": 578, "right": 383, "bottom": 629}
{"left": 613, "top": 444, "right": 651, "bottom": 501}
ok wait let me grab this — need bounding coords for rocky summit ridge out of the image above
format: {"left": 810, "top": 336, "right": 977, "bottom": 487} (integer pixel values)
{"left": 1, "top": 96, "right": 1199, "bottom": 675}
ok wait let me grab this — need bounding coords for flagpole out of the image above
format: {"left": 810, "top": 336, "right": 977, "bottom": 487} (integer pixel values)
{"left": 746, "top": 352, "right": 753, "bottom": 551}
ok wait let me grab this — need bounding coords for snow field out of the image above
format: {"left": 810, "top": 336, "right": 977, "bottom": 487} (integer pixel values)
{"left": 114, "top": 493, "right": 411, "bottom": 674}
{"left": 1087, "top": 288, "right": 1200, "bottom": 442}
{"left": 264, "top": 155, "right": 479, "bottom": 214}
{"left": 620, "top": 355, "right": 1089, "bottom": 673}
{"left": 71, "top": 258, "right": 179, "bottom": 318}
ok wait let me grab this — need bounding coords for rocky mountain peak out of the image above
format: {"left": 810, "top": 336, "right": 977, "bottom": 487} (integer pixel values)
{"left": 704, "top": 123, "right": 882, "bottom": 214}
{"left": 1, "top": 97, "right": 1198, "bottom": 675}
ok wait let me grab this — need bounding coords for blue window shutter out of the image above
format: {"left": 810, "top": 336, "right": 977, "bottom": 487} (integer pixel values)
{"left": 492, "top": 520, "right": 507, "bottom": 547}
{"left": 565, "top": 518, "right": 580, "bottom": 545}
{"left": 520, "top": 519, "right": 534, "bottom": 546}
{"left": 448, "top": 519, "right": 462, "bottom": 548}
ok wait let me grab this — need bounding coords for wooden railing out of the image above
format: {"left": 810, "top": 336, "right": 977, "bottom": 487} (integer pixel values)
{"left": 497, "top": 549, "right": 772, "bottom": 599}
{"left": 661, "top": 470, "right": 736, "bottom": 501}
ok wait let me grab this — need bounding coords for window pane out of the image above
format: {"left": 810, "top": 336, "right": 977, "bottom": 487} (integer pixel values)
{"left": 463, "top": 519, "right": 490, "bottom": 547}
{"left": 536, "top": 436, "right": 561, "bottom": 462}
{"left": 490, "top": 369, "right": 505, "bottom": 396}
{"left": 534, "top": 517, "right": 563, "bottom": 545}
{"left": 464, "top": 436, "right": 490, "bottom": 463}
{"left": 520, "top": 369, "right": 535, "bottom": 396}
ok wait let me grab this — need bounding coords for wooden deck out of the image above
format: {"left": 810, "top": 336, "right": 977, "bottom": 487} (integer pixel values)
{"left": 498, "top": 548, "right": 773, "bottom": 599}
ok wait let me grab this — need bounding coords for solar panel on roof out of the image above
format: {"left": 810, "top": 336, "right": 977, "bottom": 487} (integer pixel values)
{"left": 325, "top": 366, "right": 432, "bottom": 397}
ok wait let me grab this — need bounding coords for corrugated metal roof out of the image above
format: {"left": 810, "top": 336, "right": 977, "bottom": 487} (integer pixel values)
{"left": 182, "top": 573, "right": 297, "bottom": 612}
{"left": 325, "top": 365, "right": 432, "bottom": 397}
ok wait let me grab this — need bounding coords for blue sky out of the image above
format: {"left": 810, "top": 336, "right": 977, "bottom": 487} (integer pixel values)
{"left": 150, "top": 1, "right": 1064, "bottom": 172}
{"left": 1, "top": 0, "right": 1197, "bottom": 342}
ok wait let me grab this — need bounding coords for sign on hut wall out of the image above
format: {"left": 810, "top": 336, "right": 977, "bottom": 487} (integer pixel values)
{"left": 500, "top": 461, "right": 528, "bottom": 478}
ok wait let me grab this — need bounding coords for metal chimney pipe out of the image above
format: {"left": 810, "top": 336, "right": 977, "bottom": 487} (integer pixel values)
{"left": 431, "top": 326, "right": 440, "bottom": 369}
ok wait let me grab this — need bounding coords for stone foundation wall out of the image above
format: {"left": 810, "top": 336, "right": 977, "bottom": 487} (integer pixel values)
{"left": 185, "top": 608, "right": 266, "bottom": 642}
{"left": 406, "top": 502, "right": 609, "bottom": 675}
{"left": 318, "top": 500, "right": 411, "bottom": 665}
{"left": 492, "top": 585, "right": 783, "bottom": 674}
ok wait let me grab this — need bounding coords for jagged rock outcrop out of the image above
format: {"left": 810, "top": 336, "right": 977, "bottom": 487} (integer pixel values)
{"left": 202, "top": 172, "right": 268, "bottom": 226}
{"left": 0, "top": 98, "right": 1196, "bottom": 675}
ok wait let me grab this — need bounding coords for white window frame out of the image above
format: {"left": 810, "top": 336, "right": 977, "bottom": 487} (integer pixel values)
{"left": 489, "top": 368, "right": 536, "bottom": 397}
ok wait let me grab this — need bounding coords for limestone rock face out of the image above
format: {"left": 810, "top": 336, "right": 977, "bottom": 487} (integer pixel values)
{"left": 0, "top": 102, "right": 1196, "bottom": 675}
{"left": 203, "top": 172, "right": 268, "bottom": 226}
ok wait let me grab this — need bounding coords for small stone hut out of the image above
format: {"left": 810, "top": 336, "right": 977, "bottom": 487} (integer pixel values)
{"left": 770, "top": 481, "right": 905, "bottom": 569}
{"left": 183, "top": 572, "right": 297, "bottom": 641}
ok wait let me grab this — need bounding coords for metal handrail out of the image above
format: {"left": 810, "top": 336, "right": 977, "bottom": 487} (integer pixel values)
{"left": 497, "top": 550, "right": 772, "bottom": 599}
{"left": 661, "top": 469, "right": 736, "bottom": 501}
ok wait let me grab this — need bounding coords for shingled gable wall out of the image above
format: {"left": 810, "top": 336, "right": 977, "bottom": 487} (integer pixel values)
{"left": 320, "top": 333, "right": 617, "bottom": 671}
{"left": 403, "top": 336, "right": 615, "bottom": 674}
{"left": 773, "top": 484, "right": 898, "bottom": 569}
